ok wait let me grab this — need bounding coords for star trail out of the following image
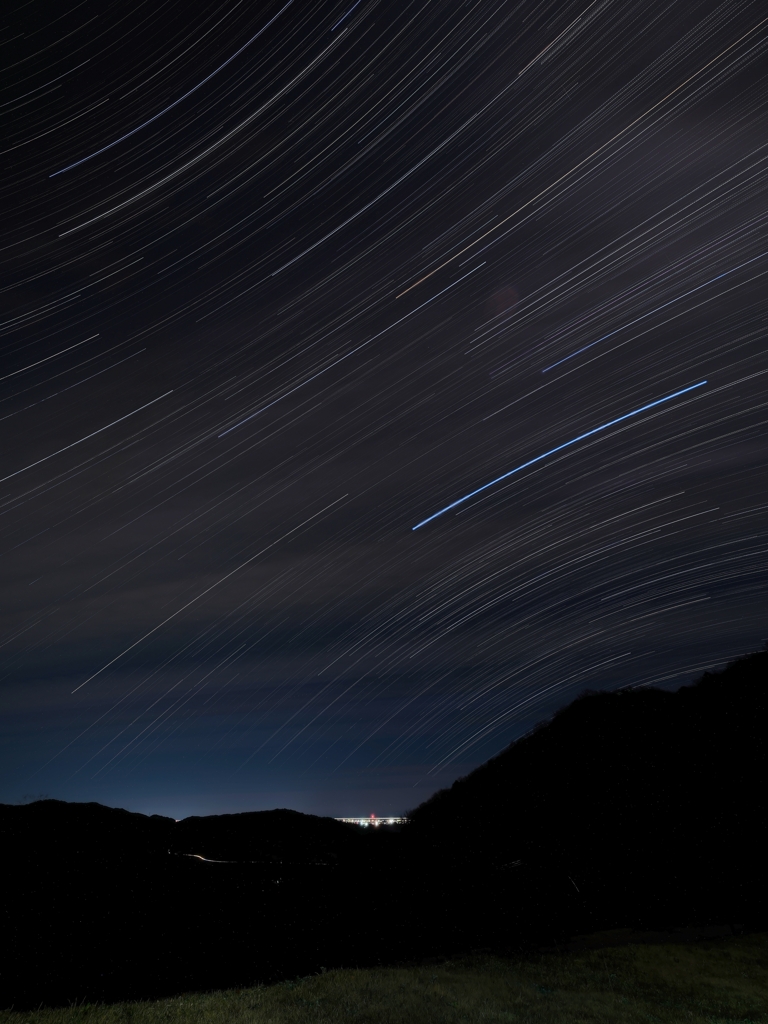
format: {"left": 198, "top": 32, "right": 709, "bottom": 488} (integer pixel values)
{"left": 1, "top": 0, "right": 766, "bottom": 818}
{"left": 411, "top": 380, "right": 710, "bottom": 530}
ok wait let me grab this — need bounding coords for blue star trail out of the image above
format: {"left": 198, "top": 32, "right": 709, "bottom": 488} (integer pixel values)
{"left": 412, "top": 381, "right": 708, "bottom": 530}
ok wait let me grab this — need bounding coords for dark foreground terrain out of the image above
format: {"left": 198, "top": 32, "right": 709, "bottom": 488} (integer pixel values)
{"left": 2, "top": 934, "right": 767, "bottom": 1024}
{"left": 2, "top": 650, "right": 766, "bottom": 1008}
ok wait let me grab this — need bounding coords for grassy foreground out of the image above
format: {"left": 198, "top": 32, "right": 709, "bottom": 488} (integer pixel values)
{"left": 4, "top": 933, "right": 766, "bottom": 1024}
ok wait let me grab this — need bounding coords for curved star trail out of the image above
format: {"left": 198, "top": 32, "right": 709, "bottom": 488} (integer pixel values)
{"left": 412, "top": 380, "right": 709, "bottom": 530}
{"left": 49, "top": 2, "right": 295, "bottom": 178}
{"left": 1, "top": 0, "right": 766, "bottom": 817}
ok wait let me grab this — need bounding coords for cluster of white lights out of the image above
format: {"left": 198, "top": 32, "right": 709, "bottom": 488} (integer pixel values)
{"left": 335, "top": 815, "right": 409, "bottom": 827}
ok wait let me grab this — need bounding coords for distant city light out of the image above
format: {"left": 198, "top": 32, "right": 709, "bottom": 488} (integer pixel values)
{"left": 335, "top": 815, "right": 409, "bottom": 827}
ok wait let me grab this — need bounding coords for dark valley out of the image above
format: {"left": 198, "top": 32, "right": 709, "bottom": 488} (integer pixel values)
{"left": 3, "top": 650, "right": 765, "bottom": 1008}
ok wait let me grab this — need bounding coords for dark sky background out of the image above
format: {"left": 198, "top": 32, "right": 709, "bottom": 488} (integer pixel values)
{"left": 1, "top": 0, "right": 767, "bottom": 819}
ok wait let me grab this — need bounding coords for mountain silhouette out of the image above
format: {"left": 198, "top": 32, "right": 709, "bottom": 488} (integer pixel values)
{"left": 2, "top": 649, "right": 765, "bottom": 1007}
{"left": 403, "top": 649, "right": 766, "bottom": 947}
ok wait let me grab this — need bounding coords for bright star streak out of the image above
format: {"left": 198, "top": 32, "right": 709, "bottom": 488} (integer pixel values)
{"left": 0, "top": 334, "right": 98, "bottom": 383}
{"left": 332, "top": 0, "right": 364, "bottom": 32}
{"left": 70, "top": 495, "right": 347, "bottom": 693}
{"left": 0, "top": 391, "right": 173, "bottom": 484}
{"left": 412, "top": 381, "right": 708, "bottom": 530}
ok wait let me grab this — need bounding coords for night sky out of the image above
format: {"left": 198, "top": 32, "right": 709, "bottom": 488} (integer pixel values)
{"left": 2, "top": 0, "right": 767, "bottom": 819}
